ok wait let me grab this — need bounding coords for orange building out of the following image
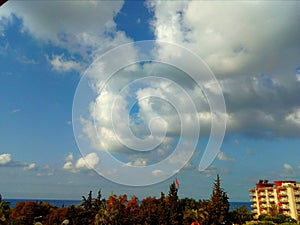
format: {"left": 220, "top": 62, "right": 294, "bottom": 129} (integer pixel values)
{"left": 250, "top": 180, "right": 300, "bottom": 221}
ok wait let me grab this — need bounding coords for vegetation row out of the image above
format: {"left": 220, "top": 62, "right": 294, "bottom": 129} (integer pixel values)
{"left": 0, "top": 175, "right": 297, "bottom": 225}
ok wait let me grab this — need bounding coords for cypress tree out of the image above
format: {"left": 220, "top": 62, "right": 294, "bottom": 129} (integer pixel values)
{"left": 168, "top": 182, "right": 181, "bottom": 225}
{"left": 208, "top": 174, "right": 229, "bottom": 225}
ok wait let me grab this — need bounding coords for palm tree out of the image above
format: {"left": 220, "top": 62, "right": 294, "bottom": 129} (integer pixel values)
{"left": 184, "top": 208, "right": 209, "bottom": 224}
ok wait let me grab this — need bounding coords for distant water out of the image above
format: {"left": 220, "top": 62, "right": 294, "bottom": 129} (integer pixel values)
{"left": 230, "top": 202, "right": 251, "bottom": 211}
{"left": 4, "top": 199, "right": 82, "bottom": 208}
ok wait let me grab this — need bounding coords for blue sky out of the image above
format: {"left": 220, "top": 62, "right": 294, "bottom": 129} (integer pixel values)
{"left": 0, "top": 1, "right": 300, "bottom": 201}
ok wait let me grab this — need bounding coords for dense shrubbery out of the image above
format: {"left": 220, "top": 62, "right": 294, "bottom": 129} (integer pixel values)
{"left": 257, "top": 214, "right": 297, "bottom": 224}
{"left": 245, "top": 213, "right": 298, "bottom": 225}
{"left": 0, "top": 175, "right": 255, "bottom": 225}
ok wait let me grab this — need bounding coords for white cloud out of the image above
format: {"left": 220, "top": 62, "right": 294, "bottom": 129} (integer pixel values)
{"left": 0, "top": 1, "right": 124, "bottom": 41}
{"left": 149, "top": 1, "right": 300, "bottom": 76}
{"left": 217, "top": 151, "right": 235, "bottom": 162}
{"left": 0, "top": 153, "right": 12, "bottom": 165}
{"left": 152, "top": 169, "right": 163, "bottom": 176}
{"left": 126, "top": 158, "right": 147, "bottom": 166}
{"left": 62, "top": 161, "right": 73, "bottom": 170}
{"left": 36, "top": 165, "right": 54, "bottom": 177}
{"left": 0, "top": 153, "right": 37, "bottom": 172}
{"left": 63, "top": 152, "right": 99, "bottom": 172}
{"left": 23, "top": 163, "right": 36, "bottom": 171}
{"left": 48, "top": 54, "right": 82, "bottom": 73}
{"left": 202, "top": 166, "right": 217, "bottom": 177}
{"left": 146, "top": 1, "right": 300, "bottom": 140}
{"left": 281, "top": 163, "right": 296, "bottom": 178}
{"left": 0, "top": 1, "right": 131, "bottom": 72}
{"left": 285, "top": 109, "right": 300, "bottom": 125}
{"left": 283, "top": 163, "right": 293, "bottom": 171}
{"left": 75, "top": 152, "right": 99, "bottom": 170}
{"left": 65, "top": 153, "right": 73, "bottom": 162}
{"left": 11, "top": 109, "right": 21, "bottom": 114}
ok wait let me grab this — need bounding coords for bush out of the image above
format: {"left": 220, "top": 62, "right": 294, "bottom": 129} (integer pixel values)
{"left": 259, "top": 213, "right": 297, "bottom": 224}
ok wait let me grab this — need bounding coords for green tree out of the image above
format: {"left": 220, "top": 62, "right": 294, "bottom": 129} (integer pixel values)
{"left": 138, "top": 197, "right": 160, "bottom": 225}
{"left": 94, "top": 204, "right": 119, "bottom": 225}
{"left": 0, "top": 195, "right": 11, "bottom": 225}
{"left": 229, "top": 205, "right": 252, "bottom": 225}
{"left": 167, "top": 182, "right": 181, "bottom": 225}
{"left": 10, "top": 201, "right": 55, "bottom": 225}
{"left": 184, "top": 208, "right": 208, "bottom": 225}
{"left": 208, "top": 174, "right": 230, "bottom": 225}
{"left": 157, "top": 192, "right": 169, "bottom": 224}
{"left": 45, "top": 207, "right": 69, "bottom": 225}
{"left": 124, "top": 195, "right": 140, "bottom": 224}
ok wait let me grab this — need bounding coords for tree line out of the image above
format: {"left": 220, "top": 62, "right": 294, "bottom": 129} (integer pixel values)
{"left": 0, "top": 174, "right": 291, "bottom": 225}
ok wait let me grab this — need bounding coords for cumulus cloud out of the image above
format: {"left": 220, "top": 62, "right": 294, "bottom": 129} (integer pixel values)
{"left": 62, "top": 161, "right": 73, "bottom": 170}
{"left": 152, "top": 169, "right": 163, "bottom": 176}
{"left": 65, "top": 153, "right": 74, "bottom": 162}
{"left": 281, "top": 163, "right": 297, "bottom": 177}
{"left": 149, "top": 1, "right": 300, "bottom": 76}
{"left": 0, "top": 1, "right": 124, "bottom": 41}
{"left": 0, "top": 153, "right": 37, "bottom": 171}
{"left": 0, "top": 153, "right": 12, "bottom": 165}
{"left": 0, "top": 1, "right": 131, "bottom": 70}
{"left": 75, "top": 153, "right": 99, "bottom": 170}
{"left": 63, "top": 152, "right": 100, "bottom": 173}
{"left": 23, "top": 163, "right": 36, "bottom": 171}
{"left": 126, "top": 158, "right": 147, "bottom": 167}
{"left": 146, "top": 1, "right": 300, "bottom": 139}
{"left": 47, "top": 54, "right": 82, "bottom": 73}
{"left": 217, "top": 151, "right": 235, "bottom": 162}
{"left": 36, "top": 165, "right": 54, "bottom": 177}
{"left": 77, "top": 63, "right": 206, "bottom": 169}
{"left": 283, "top": 163, "right": 293, "bottom": 171}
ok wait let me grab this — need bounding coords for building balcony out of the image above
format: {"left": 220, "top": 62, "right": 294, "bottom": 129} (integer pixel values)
{"left": 279, "top": 205, "right": 290, "bottom": 210}
{"left": 260, "top": 209, "right": 268, "bottom": 214}
{"left": 251, "top": 204, "right": 257, "bottom": 208}
{"left": 278, "top": 186, "right": 287, "bottom": 190}
{"left": 294, "top": 191, "right": 300, "bottom": 196}
{"left": 282, "top": 211, "right": 290, "bottom": 217}
{"left": 250, "top": 188, "right": 256, "bottom": 193}
{"left": 257, "top": 191, "right": 266, "bottom": 196}
{"left": 260, "top": 204, "right": 267, "bottom": 208}
{"left": 259, "top": 198, "right": 267, "bottom": 202}
{"left": 279, "top": 192, "right": 288, "bottom": 196}
{"left": 269, "top": 198, "right": 275, "bottom": 203}
{"left": 250, "top": 198, "right": 256, "bottom": 202}
{"left": 280, "top": 198, "right": 289, "bottom": 203}
{"left": 295, "top": 198, "right": 300, "bottom": 203}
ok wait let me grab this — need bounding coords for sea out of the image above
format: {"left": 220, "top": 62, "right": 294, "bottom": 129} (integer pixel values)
{"left": 4, "top": 199, "right": 251, "bottom": 211}
{"left": 4, "top": 199, "right": 82, "bottom": 208}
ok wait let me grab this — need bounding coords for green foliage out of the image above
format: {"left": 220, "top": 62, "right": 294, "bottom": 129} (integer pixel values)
{"left": 0, "top": 195, "right": 11, "bottom": 225}
{"left": 3, "top": 177, "right": 257, "bottom": 225}
{"left": 259, "top": 213, "right": 297, "bottom": 224}
{"left": 207, "top": 174, "right": 230, "bottom": 225}
{"left": 9, "top": 201, "right": 55, "bottom": 225}
{"left": 280, "top": 223, "right": 298, "bottom": 225}
{"left": 167, "top": 182, "right": 181, "bottom": 225}
{"left": 183, "top": 208, "right": 209, "bottom": 225}
{"left": 229, "top": 205, "right": 252, "bottom": 225}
